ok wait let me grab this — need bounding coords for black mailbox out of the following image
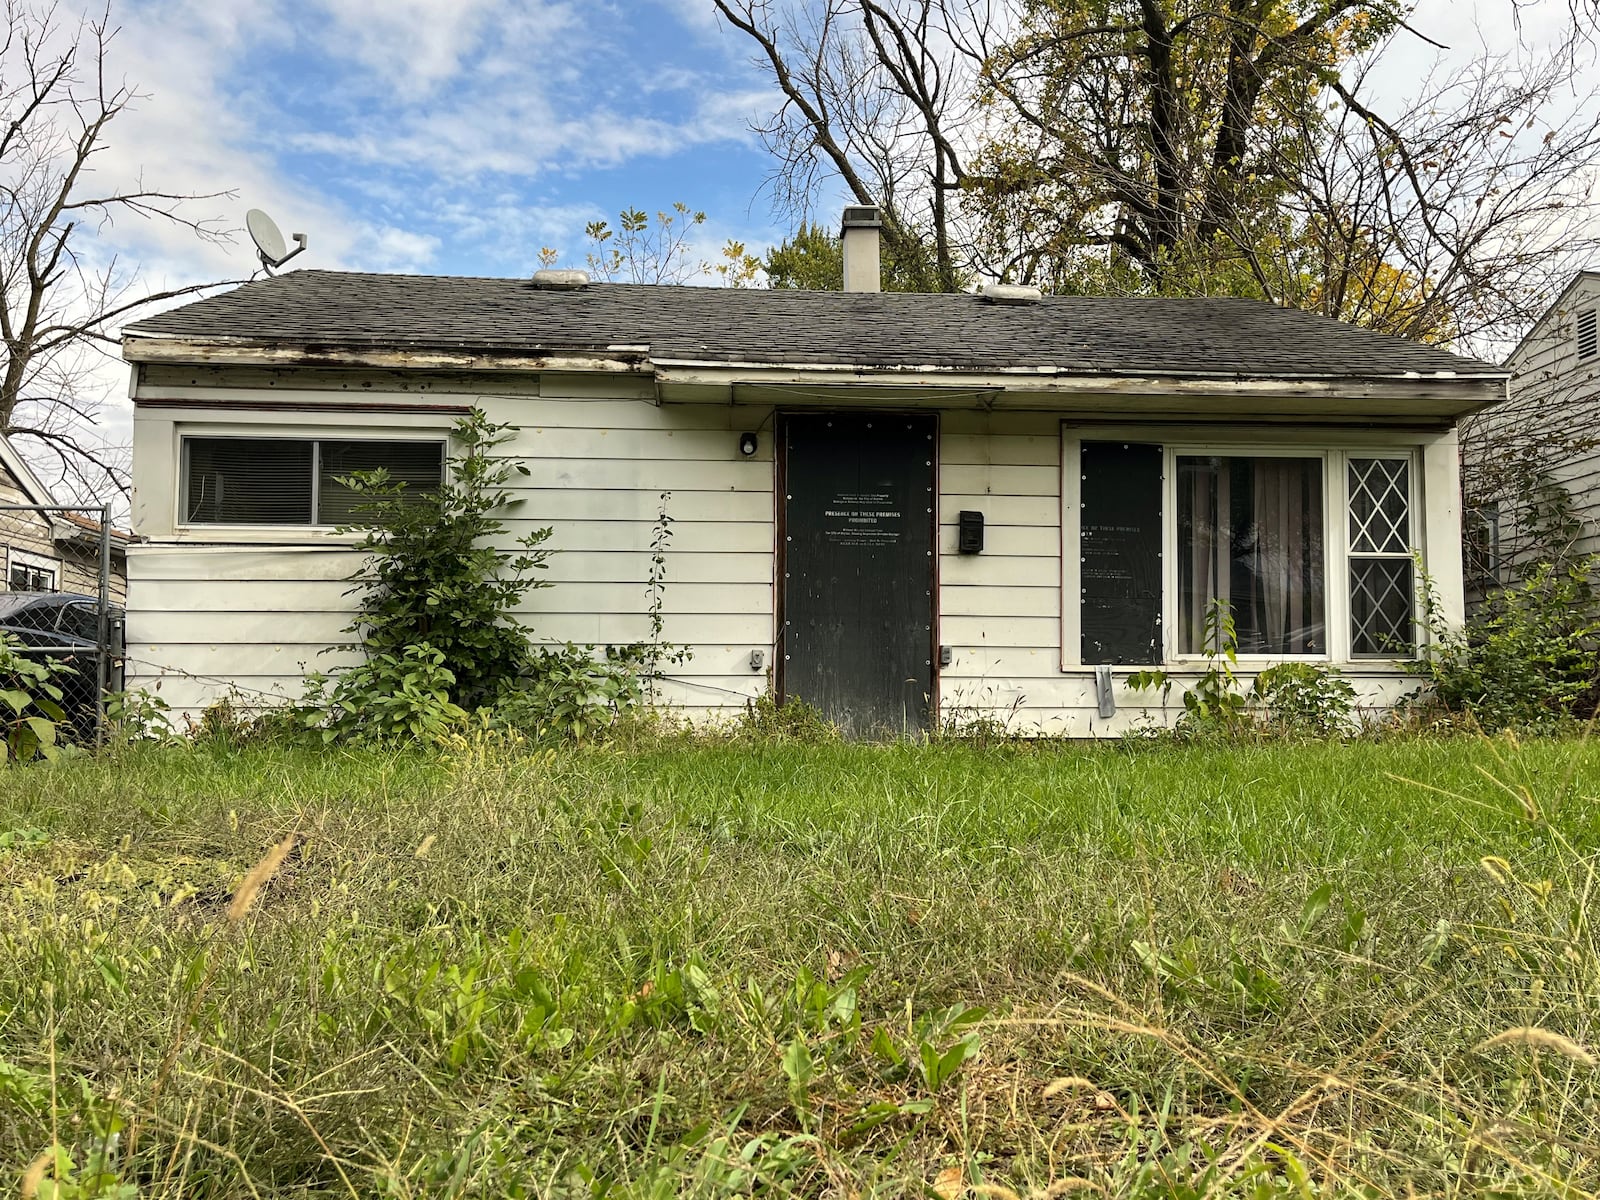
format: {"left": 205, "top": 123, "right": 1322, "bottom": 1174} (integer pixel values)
{"left": 957, "top": 510, "right": 984, "bottom": 554}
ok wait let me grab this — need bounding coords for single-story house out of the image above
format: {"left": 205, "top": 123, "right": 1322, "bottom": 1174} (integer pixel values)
{"left": 1461, "top": 269, "right": 1599, "bottom": 596}
{"left": 120, "top": 210, "right": 1505, "bottom": 735}
{"left": 1, "top": 433, "right": 128, "bottom": 601}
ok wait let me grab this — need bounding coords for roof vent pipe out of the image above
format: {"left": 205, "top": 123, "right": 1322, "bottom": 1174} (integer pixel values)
{"left": 531, "top": 268, "right": 590, "bottom": 290}
{"left": 840, "top": 205, "right": 882, "bottom": 293}
{"left": 981, "top": 283, "right": 1043, "bottom": 305}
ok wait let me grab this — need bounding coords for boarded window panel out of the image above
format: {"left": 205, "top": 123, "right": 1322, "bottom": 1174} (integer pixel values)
{"left": 185, "top": 439, "right": 313, "bottom": 524}
{"left": 317, "top": 440, "right": 445, "bottom": 524}
{"left": 1080, "top": 441, "right": 1162, "bottom": 665}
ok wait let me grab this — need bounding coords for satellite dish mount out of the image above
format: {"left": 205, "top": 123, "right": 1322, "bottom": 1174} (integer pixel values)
{"left": 246, "top": 208, "right": 308, "bottom": 274}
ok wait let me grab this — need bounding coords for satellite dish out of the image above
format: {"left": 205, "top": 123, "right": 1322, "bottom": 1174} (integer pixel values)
{"left": 245, "top": 207, "right": 308, "bottom": 273}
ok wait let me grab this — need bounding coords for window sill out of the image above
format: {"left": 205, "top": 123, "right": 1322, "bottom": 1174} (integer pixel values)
{"left": 145, "top": 527, "right": 369, "bottom": 547}
{"left": 1061, "top": 661, "right": 1419, "bottom": 675}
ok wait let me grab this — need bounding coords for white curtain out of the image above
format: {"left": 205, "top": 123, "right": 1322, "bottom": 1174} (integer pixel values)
{"left": 1181, "top": 457, "right": 1323, "bottom": 655}
{"left": 1181, "top": 459, "right": 1229, "bottom": 652}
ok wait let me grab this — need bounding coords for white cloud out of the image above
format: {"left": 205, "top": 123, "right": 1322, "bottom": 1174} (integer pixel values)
{"left": 310, "top": 0, "right": 518, "bottom": 92}
{"left": 12, "top": 0, "right": 773, "bottom": 500}
{"left": 84, "top": 0, "right": 765, "bottom": 285}
{"left": 648, "top": 0, "right": 725, "bottom": 37}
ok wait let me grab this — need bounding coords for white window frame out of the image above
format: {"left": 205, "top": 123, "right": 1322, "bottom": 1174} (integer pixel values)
{"left": 6, "top": 547, "right": 60, "bottom": 592}
{"left": 1344, "top": 454, "right": 1421, "bottom": 660}
{"left": 175, "top": 427, "right": 451, "bottom": 533}
{"left": 1062, "top": 424, "right": 1424, "bottom": 670}
{"left": 1165, "top": 444, "right": 1337, "bottom": 665}
{"left": 1465, "top": 502, "right": 1502, "bottom": 594}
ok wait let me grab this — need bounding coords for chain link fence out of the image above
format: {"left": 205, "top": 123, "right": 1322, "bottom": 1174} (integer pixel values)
{"left": 0, "top": 503, "right": 122, "bottom": 744}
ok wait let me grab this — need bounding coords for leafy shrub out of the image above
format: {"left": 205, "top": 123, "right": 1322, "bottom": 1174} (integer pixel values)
{"left": 1411, "top": 556, "right": 1600, "bottom": 731}
{"left": 734, "top": 693, "right": 838, "bottom": 741}
{"left": 297, "top": 409, "right": 686, "bottom": 747}
{"left": 1253, "top": 662, "right": 1357, "bottom": 738}
{"left": 1128, "top": 601, "right": 1251, "bottom": 737}
{"left": 337, "top": 409, "right": 552, "bottom": 711}
{"left": 181, "top": 691, "right": 297, "bottom": 748}
{"left": 103, "top": 688, "right": 177, "bottom": 744}
{"left": 491, "top": 644, "right": 645, "bottom": 742}
{"left": 0, "top": 631, "right": 71, "bottom": 763}
{"left": 304, "top": 644, "right": 470, "bottom": 746}
{"left": 1129, "top": 603, "right": 1357, "bottom": 740}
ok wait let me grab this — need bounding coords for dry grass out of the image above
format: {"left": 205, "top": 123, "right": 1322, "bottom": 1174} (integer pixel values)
{"left": 225, "top": 835, "right": 297, "bottom": 922}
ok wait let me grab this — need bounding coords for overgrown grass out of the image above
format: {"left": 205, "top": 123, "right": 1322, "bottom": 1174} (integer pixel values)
{"left": 2, "top": 735, "right": 1598, "bottom": 1197}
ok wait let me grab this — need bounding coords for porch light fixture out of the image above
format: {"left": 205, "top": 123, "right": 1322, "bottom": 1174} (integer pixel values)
{"left": 739, "top": 431, "right": 759, "bottom": 456}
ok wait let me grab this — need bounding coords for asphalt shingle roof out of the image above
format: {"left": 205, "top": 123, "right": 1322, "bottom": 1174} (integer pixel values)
{"left": 126, "top": 269, "right": 1501, "bottom": 380}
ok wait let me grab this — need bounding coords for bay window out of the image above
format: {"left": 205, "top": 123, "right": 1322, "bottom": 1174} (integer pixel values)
{"left": 1069, "top": 434, "right": 1421, "bottom": 665}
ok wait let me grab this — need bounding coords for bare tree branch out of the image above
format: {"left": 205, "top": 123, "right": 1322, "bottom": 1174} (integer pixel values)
{"left": 1, "top": 0, "right": 238, "bottom": 503}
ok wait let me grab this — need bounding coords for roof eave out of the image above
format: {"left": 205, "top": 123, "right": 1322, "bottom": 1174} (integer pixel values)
{"left": 654, "top": 359, "right": 1507, "bottom": 413}
{"left": 120, "top": 334, "right": 1507, "bottom": 414}
{"left": 1503, "top": 268, "right": 1600, "bottom": 368}
{"left": 0, "top": 432, "right": 58, "bottom": 506}
{"left": 121, "top": 333, "right": 652, "bottom": 375}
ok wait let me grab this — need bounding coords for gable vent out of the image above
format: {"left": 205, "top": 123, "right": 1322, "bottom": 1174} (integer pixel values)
{"left": 1579, "top": 307, "right": 1598, "bottom": 362}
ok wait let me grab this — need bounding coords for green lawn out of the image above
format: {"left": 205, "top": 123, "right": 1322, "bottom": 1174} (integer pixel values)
{"left": 2, "top": 736, "right": 1597, "bottom": 1198}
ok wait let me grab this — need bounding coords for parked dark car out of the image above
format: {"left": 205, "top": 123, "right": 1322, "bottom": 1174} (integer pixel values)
{"left": 0, "top": 592, "right": 126, "bottom": 734}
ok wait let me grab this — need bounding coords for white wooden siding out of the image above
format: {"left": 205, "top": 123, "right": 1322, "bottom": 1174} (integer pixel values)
{"left": 1, "top": 461, "right": 126, "bottom": 601}
{"left": 128, "top": 374, "right": 1445, "bottom": 733}
{"left": 1, "top": 468, "right": 60, "bottom": 588}
{"left": 934, "top": 412, "right": 1069, "bottom": 727}
{"left": 1470, "top": 274, "right": 1600, "bottom": 574}
{"left": 128, "top": 382, "right": 773, "bottom": 722}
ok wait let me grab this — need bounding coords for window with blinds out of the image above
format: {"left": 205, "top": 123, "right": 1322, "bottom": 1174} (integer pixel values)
{"left": 183, "top": 437, "right": 445, "bottom": 525}
{"left": 317, "top": 440, "right": 446, "bottom": 524}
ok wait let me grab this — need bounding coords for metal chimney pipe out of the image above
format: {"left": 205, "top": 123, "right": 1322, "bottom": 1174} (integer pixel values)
{"left": 840, "top": 205, "right": 882, "bottom": 293}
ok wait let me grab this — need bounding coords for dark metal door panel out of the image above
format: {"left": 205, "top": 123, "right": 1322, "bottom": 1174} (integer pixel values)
{"left": 782, "top": 412, "right": 935, "bottom": 736}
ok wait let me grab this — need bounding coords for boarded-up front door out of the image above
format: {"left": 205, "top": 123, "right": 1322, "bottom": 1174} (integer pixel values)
{"left": 781, "top": 412, "right": 935, "bottom": 736}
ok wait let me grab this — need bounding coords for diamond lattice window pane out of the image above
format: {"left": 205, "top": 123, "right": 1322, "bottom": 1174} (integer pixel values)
{"left": 1348, "top": 458, "right": 1410, "bottom": 554}
{"left": 1350, "top": 558, "right": 1415, "bottom": 656}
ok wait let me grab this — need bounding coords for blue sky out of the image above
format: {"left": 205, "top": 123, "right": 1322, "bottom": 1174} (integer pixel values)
{"left": 104, "top": 0, "right": 791, "bottom": 285}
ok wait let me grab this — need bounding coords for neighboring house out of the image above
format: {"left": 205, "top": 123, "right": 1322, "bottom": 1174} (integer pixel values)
{"left": 0, "top": 434, "right": 128, "bottom": 602}
{"left": 1461, "top": 270, "right": 1600, "bottom": 596}
{"left": 119, "top": 211, "right": 1505, "bottom": 735}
